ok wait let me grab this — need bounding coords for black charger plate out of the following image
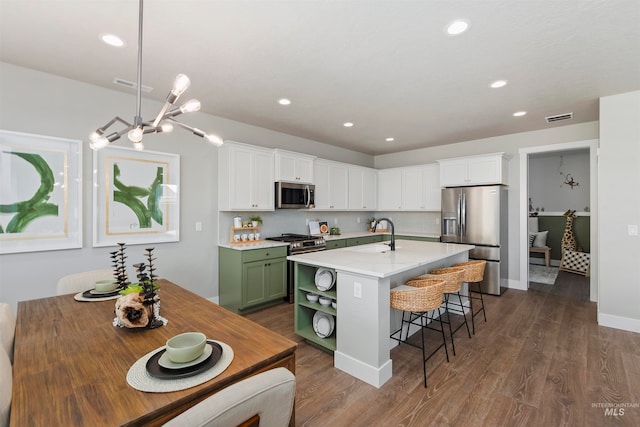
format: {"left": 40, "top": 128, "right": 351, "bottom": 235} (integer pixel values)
{"left": 146, "top": 340, "right": 223, "bottom": 379}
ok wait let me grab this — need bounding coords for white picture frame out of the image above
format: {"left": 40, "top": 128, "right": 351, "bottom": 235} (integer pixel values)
{"left": 93, "top": 145, "right": 180, "bottom": 247}
{"left": 0, "top": 130, "right": 83, "bottom": 254}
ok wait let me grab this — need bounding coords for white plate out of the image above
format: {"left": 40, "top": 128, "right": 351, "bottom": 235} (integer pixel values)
{"left": 158, "top": 343, "right": 214, "bottom": 369}
{"left": 312, "top": 311, "right": 335, "bottom": 338}
{"left": 314, "top": 268, "right": 335, "bottom": 291}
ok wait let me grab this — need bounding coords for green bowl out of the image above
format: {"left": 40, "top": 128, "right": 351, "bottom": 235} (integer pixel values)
{"left": 94, "top": 279, "right": 118, "bottom": 292}
{"left": 165, "top": 332, "right": 207, "bottom": 363}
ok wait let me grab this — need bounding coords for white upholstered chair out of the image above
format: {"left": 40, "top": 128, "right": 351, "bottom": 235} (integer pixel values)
{"left": 163, "top": 367, "right": 295, "bottom": 427}
{"left": 0, "top": 348, "right": 11, "bottom": 427}
{"left": 56, "top": 269, "right": 115, "bottom": 295}
{"left": 0, "top": 304, "right": 15, "bottom": 364}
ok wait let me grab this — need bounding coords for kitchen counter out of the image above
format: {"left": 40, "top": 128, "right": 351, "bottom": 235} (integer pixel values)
{"left": 323, "top": 230, "right": 440, "bottom": 240}
{"left": 218, "top": 241, "right": 290, "bottom": 250}
{"left": 288, "top": 239, "right": 470, "bottom": 278}
{"left": 289, "top": 239, "right": 473, "bottom": 388}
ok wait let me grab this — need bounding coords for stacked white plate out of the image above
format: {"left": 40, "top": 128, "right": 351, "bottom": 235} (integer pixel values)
{"left": 312, "top": 311, "right": 335, "bottom": 338}
{"left": 314, "top": 268, "right": 335, "bottom": 291}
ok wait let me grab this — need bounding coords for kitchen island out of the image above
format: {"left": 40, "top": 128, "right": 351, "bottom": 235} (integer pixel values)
{"left": 288, "top": 239, "right": 474, "bottom": 388}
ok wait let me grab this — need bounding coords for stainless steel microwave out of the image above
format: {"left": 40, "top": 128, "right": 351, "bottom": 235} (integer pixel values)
{"left": 275, "top": 182, "right": 315, "bottom": 209}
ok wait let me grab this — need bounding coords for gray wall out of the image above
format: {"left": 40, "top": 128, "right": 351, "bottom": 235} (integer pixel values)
{"left": 529, "top": 151, "right": 590, "bottom": 213}
{"left": 598, "top": 90, "right": 640, "bottom": 329}
{"left": 0, "top": 62, "right": 372, "bottom": 309}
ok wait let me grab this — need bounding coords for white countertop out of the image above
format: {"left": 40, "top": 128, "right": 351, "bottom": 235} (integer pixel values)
{"left": 323, "top": 230, "right": 440, "bottom": 240}
{"left": 287, "top": 239, "right": 474, "bottom": 278}
{"left": 218, "top": 241, "right": 290, "bottom": 250}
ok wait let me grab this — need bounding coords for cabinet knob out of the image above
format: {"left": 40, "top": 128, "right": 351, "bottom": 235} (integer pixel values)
{"left": 266, "top": 252, "right": 269, "bottom": 256}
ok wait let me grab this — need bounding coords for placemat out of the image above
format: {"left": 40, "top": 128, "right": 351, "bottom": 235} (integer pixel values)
{"left": 126, "top": 340, "right": 234, "bottom": 393}
{"left": 74, "top": 291, "right": 121, "bottom": 302}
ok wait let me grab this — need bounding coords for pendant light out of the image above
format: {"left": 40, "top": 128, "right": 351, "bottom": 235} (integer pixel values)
{"left": 89, "top": 0, "right": 222, "bottom": 151}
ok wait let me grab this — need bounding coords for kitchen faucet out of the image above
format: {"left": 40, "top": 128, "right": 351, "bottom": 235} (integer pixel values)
{"left": 372, "top": 218, "right": 395, "bottom": 251}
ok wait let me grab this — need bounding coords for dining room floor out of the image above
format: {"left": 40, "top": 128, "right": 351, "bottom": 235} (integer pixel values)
{"left": 246, "top": 288, "right": 640, "bottom": 426}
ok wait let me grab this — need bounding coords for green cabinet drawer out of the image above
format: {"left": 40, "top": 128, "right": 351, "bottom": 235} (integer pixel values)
{"left": 325, "top": 239, "right": 347, "bottom": 250}
{"left": 241, "top": 246, "right": 287, "bottom": 263}
{"left": 345, "top": 235, "right": 384, "bottom": 246}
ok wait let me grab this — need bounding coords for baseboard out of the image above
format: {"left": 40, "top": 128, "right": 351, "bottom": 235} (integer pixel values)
{"left": 598, "top": 312, "right": 640, "bottom": 333}
{"left": 207, "top": 296, "right": 220, "bottom": 304}
{"left": 508, "top": 278, "right": 526, "bottom": 291}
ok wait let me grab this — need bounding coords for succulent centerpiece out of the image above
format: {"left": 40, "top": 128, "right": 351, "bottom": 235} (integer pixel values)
{"left": 113, "top": 246, "right": 167, "bottom": 329}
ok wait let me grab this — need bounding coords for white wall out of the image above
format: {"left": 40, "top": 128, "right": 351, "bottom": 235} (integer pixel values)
{"left": 529, "top": 151, "right": 590, "bottom": 213}
{"left": 0, "top": 62, "right": 372, "bottom": 309}
{"left": 598, "top": 90, "right": 640, "bottom": 332}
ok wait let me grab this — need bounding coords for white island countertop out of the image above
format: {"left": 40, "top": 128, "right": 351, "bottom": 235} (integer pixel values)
{"left": 287, "top": 239, "right": 474, "bottom": 278}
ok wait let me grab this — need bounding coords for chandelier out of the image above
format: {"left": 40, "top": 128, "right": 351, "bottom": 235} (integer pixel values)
{"left": 89, "top": 0, "right": 222, "bottom": 151}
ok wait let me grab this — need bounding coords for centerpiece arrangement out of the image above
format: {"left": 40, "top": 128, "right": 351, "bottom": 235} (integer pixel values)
{"left": 112, "top": 244, "right": 167, "bottom": 329}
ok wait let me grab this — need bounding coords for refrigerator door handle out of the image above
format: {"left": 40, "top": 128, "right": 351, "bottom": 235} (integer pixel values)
{"left": 461, "top": 191, "right": 466, "bottom": 236}
{"left": 457, "top": 192, "right": 462, "bottom": 236}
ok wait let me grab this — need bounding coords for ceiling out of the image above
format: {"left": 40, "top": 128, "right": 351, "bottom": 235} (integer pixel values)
{"left": 1, "top": 1, "right": 639, "bottom": 155}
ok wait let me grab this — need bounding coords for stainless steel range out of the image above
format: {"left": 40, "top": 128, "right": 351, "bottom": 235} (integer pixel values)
{"left": 266, "top": 233, "right": 326, "bottom": 302}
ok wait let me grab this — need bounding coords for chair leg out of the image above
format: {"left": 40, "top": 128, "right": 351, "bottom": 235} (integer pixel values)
{"left": 420, "top": 312, "right": 427, "bottom": 388}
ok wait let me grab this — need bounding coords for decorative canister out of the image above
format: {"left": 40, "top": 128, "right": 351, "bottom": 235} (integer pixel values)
{"left": 233, "top": 216, "right": 242, "bottom": 228}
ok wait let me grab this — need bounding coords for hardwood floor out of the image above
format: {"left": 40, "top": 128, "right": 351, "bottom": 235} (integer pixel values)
{"left": 246, "top": 285, "right": 640, "bottom": 426}
{"left": 529, "top": 268, "right": 591, "bottom": 300}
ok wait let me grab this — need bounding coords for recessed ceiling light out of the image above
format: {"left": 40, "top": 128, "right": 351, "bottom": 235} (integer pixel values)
{"left": 100, "top": 33, "right": 125, "bottom": 47}
{"left": 277, "top": 98, "right": 291, "bottom": 106}
{"left": 385, "top": 137, "right": 395, "bottom": 142}
{"left": 513, "top": 111, "right": 527, "bottom": 117}
{"left": 490, "top": 80, "right": 507, "bottom": 88}
{"left": 445, "top": 19, "right": 470, "bottom": 35}
{"left": 343, "top": 122, "right": 354, "bottom": 128}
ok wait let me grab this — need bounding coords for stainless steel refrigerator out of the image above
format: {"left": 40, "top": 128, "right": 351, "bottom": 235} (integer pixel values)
{"left": 441, "top": 185, "right": 508, "bottom": 295}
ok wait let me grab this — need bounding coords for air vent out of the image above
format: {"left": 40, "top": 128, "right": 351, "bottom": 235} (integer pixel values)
{"left": 545, "top": 112, "right": 573, "bottom": 123}
{"left": 113, "top": 78, "right": 153, "bottom": 93}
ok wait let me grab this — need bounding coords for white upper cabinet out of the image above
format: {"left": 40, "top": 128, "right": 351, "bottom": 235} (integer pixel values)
{"left": 313, "top": 159, "right": 348, "bottom": 210}
{"left": 378, "top": 168, "right": 402, "bottom": 210}
{"left": 219, "top": 141, "right": 274, "bottom": 211}
{"left": 274, "top": 150, "right": 315, "bottom": 183}
{"left": 438, "top": 153, "right": 508, "bottom": 187}
{"left": 407, "top": 163, "right": 441, "bottom": 211}
{"left": 348, "top": 166, "right": 377, "bottom": 210}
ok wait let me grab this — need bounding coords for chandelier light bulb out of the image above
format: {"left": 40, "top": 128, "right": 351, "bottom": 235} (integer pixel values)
{"left": 172, "top": 74, "right": 191, "bottom": 96}
{"left": 205, "top": 133, "right": 224, "bottom": 147}
{"left": 180, "top": 99, "right": 201, "bottom": 113}
{"left": 160, "top": 123, "right": 174, "bottom": 133}
{"left": 128, "top": 126, "right": 144, "bottom": 143}
{"left": 89, "top": 135, "right": 109, "bottom": 150}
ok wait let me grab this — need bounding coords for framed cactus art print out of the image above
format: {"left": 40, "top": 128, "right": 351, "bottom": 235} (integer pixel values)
{"left": 93, "top": 145, "right": 180, "bottom": 247}
{"left": 0, "top": 130, "right": 83, "bottom": 254}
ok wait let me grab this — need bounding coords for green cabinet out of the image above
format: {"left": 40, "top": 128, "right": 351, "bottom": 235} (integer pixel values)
{"left": 396, "top": 235, "right": 440, "bottom": 242}
{"left": 325, "top": 239, "right": 347, "bottom": 250}
{"left": 345, "top": 235, "right": 384, "bottom": 246}
{"left": 219, "top": 246, "right": 287, "bottom": 313}
{"left": 294, "top": 263, "right": 337, "bottom": 352}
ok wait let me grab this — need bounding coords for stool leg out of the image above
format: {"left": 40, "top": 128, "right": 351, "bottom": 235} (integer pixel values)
{"left": 477, "top": 282, "right": 487, "bottom": 322}
{"left": 420, "top": 311, "right": 427, "bottom": 388}
{"left": 431, "top": 310, "right": 450, "bottom": 363}
{"left": 444, "top": 294, "right": 456, "bottom": 356}
{"left": 457, "top": 291, "right": 472, "bottom": 338}
{"left": 469, "top": 285, "right": 476, "bottom": 335}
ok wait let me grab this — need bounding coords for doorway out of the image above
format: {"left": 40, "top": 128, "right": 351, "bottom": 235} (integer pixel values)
{"left": 519, "top": 139, "right": 598, "bottom": 302}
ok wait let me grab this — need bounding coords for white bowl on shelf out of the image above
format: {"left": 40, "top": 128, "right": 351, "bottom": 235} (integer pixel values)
{"left": 306, "top": 293, "right": 319, "bottom": 303}
{"left": 331, "top": 301, "right": 337, "bottom": 310}
{"left": 318, "top": 296, "right": 332, "bottom": 307}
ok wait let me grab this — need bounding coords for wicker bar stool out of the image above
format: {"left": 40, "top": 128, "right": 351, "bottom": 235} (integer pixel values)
{"left": 452, "top": 260, "right": 487, "bottom": 335}
{"left": 427, "top": 266, "right": 470, "bottom": 356}
{"left": 390, "top": 277, "right": 449, "bottom": 388}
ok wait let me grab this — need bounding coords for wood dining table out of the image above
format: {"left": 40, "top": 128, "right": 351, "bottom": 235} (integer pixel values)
{"left": 10, "top": 279, "right": 297, "bottom": 426}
